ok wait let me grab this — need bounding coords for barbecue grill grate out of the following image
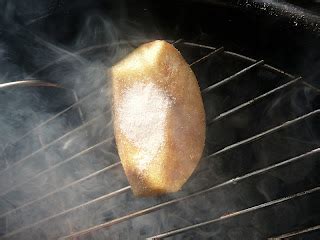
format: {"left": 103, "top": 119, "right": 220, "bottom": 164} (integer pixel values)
{"left": 0, "top": 40, "right": 319, "bottom": 240}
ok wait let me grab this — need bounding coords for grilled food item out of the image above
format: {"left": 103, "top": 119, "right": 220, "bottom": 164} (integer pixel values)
{"left": 112, "top": 40, "right": 205, "bottom": 196}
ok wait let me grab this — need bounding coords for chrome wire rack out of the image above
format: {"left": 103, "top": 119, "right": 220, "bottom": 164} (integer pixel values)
{"left": 0, "top": 39, "right": 319, "bottom": 240}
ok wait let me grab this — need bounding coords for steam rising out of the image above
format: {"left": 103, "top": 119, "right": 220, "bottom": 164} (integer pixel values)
{"left": 0, "top": 1, "right": 319, "bottom": 239}
{"left": 0, "top": 1, "right": 137, "bottom": 238}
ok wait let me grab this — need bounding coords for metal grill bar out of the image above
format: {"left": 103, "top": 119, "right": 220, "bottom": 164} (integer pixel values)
{"left": 26, "top": 39, "right": 159, "bottom": 78}
{"left": 4, "top": 144, "right": 320, "bottom": 237}
{"left": 72, "top": 90, "right": 85, "bottom": 124}
{"left": 302, "top": 81, "right": 320, "bottom": 93}
{"left": 1, "top": 40, "right": 142, "bottom": 157}
{"left": 0, "top": 107, "right": 315, "bottom": 217}
{"left": 37, "top": 130, "right": 45, "bottom": 147}
{"left": 183, "top": 42, "right": 216, "bottom": 50}
{"left": 0, "top": 112, "right": 106, "bottom": 177}
{"left": 201, "top": 60, "right": 264, "bottom": 94}
{"left": 2, "top": 186, "right": 131, "bottom": 239}
{"left": 209, "top": 76, "right": 302, "bottom": 124}
{"left": 189, "top": 47, "right": 224, "bottom": 66}
{"left": 0, "top": 160, "right": 120, "bottom": 219}
{"left": 224, "top": 51, "right": 296, "bottom": 79}
{"left": 0, "top": 41, "right": 216, "bottom": 179}
{"left": 0, "top": 126, "right": 112, "bottom": 198}
{"left": 4, "top": 41, "right": 316, "bottom": 161}
{"left": 0, "top": 88, "right": 101, "bottom": 163}
{"left": 147, "top": 186, "right": 320, "bottom": 240}
{"left": 56, "top": 148, "right": 320, "bottom": 240}
{"left": 0, "top": 80, "right": 62, "bottom": 90}
{"left": 264, "top": 63, "right": 295, "bottom": 79}
{"left": 172, "top": 39, "right": 183, "bottom": 44}
{"left": 269, "top": 224, "right": 320, "bottom": 239}
{"left": 224, "top": 50, "right": 320, "bottom": 95}
{"left": 2, "top": 41, "right": 319, "bottom": 239}
{"left": 0, "top": 40, "right": 212, "bottom": 195}
{"left": 2, "top": 108, "right": 319, "bottom": 237}
{"left": 0, "top": 40, "right": 179, "bottom": 170}
{"left": 207, "top": 109, "right": 319, "bottom": 159}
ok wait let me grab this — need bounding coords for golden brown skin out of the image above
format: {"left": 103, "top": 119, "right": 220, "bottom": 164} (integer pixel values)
{"left": 112, "top": 40, "right": 205, "bottom": 196}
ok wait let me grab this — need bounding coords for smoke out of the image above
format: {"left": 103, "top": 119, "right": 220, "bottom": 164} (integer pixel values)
{"left": 0, "top": 0, "right": 319, "bottom": 239}
{"left": 0, "top": 0, "right": 144, "bottom": 239}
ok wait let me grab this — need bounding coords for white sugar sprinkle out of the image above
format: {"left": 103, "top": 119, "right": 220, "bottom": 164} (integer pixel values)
{"left": 118, "top": 82, "right": 172, "bottom": 171}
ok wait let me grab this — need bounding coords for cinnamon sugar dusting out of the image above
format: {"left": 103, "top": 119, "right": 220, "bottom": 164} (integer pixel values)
{"left": 117, "top": 82, "right": 172, "bottom": 171}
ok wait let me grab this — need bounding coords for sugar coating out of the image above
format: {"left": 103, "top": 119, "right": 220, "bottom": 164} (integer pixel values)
{"left": 117, "top": 82, "right": 172, "bottom": 171}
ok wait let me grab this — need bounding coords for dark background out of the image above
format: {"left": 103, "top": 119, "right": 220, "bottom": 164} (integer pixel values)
{"left": 1, "top": 0, "right": 320, "bottom": 81}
